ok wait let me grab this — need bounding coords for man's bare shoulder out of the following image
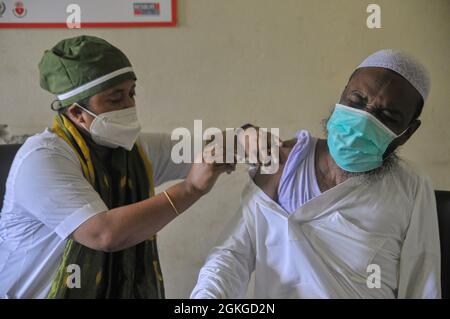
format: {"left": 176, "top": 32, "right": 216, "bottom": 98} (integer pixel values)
{"left": 252, "top": 138, "right": 297, "bottom": 201}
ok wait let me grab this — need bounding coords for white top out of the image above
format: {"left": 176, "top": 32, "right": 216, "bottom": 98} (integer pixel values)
{"left": 277, "top": 131, "right": 321, "bottom": 213}
{"left": 0, "top": 129, "right": 190, "bottom": 299}
{"left": 191, "top": 135, "right": 441, "bottom": 299}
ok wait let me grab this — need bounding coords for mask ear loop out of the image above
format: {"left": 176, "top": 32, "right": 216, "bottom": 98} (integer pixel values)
{"left": 70, "top": 102, "right": 96, "bottom": 134}
{"left": 73, "top": 102, "right": 98, "bottom": 119}
{"left": 383, "top": 124, "right": 412, "bottom": 160}
{"left": 396, "top": 115, "right": 421, "bottom": 139}
{"left": 393, "top": 121, "right": 414, "bottom": 139}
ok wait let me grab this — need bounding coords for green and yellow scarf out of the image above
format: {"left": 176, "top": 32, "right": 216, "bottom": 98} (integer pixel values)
{"left": 47, "top": 114, "right": 164, "bottom": 299}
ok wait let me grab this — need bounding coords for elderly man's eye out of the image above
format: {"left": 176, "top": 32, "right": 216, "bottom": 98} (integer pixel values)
{"left": 347, "top": 93, "right": 366, "bottom": 109}
{"left": 348, "top": 92, "right": 366, "bottom": 103}
{"left": 383, "top": 112, "right": 399, "bottom": 123}
{"left": 375, "top": 109, "right": 401, "bottom": 125}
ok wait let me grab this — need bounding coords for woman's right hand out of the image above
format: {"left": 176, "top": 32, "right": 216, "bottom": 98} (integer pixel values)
{"left": 185, "top": 145, "right": 236, "bottom": 196}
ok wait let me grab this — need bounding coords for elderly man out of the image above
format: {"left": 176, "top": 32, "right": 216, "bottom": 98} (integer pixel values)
{"left": 191, "top": 49, "right": 441, "bottom": 299}
{"left": 0, "top": 35, "right": 238, "bottom": 299}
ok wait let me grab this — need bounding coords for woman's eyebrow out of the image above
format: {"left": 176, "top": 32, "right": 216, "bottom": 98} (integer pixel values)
{"left": 108, "top": 89, "right": 123, "bottom": 95}
{"left": 106, "top": 85, "right": 136, "bottom": 96}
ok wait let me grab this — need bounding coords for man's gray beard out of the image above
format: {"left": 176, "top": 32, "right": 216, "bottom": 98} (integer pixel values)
{"left": 321, "top": 117, "right": 400, "bottom": 184}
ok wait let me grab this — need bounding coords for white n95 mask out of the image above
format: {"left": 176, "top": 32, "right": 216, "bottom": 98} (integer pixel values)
{"left": 76, "top": 104, "right": 141, "bottom": 151}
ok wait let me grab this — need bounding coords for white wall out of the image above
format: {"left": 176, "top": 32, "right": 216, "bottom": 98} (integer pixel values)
{"left": 1, "top": 0, "right": 449, "bottom": 297}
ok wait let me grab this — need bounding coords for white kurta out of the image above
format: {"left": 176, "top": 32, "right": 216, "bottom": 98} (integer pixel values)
{"left": 191, "top": 161, "right": 441, "bottom": 299}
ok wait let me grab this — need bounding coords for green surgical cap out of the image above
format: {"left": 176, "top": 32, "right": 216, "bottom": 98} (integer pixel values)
{"left": 39, "top": 35, "right": 137, "bottom": 108}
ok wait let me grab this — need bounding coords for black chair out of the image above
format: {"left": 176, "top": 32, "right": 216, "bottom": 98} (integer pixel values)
{"left": 436, "top": 190, "right": 450, "bottom": 298}
{"left": 0, "top": 143, "right": 449, "bottom": 297}
{"left": 0, "top": 144, "right": 22, "bottom": 212}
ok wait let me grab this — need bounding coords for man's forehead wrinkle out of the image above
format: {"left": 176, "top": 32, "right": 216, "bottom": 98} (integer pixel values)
{"left": 350, "top": 71, "right": 407, "bottom": 111}
{"left": 356, "top": 69, "right": 393, "bottom": 91}
{"left": 368, "top": 77, "right": 394, "bottom": 106}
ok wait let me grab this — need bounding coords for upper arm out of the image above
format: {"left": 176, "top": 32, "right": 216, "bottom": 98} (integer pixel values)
{"left": 138, "top": 132, "right": 191, "bottom": 186}
{"left": 14, "top": 146, "right": 108, "bottom": 241}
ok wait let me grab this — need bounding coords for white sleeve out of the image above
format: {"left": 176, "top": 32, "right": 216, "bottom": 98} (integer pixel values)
{"left": 190, "top": 205, "right": 256, "bottom": 299}
{"left": 138, "top": 132, "right": 191, "bottom": 187}
{"left": 397, "top": 175, "right": 441, "bottom": 299}
{"left": 13, "top": 147, "right": 108, "bottom": 240}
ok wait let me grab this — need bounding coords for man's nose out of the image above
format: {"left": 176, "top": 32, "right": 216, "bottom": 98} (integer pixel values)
{"left": 363, "top": 102, "right": 379, "bottom": 115}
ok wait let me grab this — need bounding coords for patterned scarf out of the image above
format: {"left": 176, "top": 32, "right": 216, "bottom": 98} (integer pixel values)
{"left": 47, "top": 114, "right": 164, "bottom": 298}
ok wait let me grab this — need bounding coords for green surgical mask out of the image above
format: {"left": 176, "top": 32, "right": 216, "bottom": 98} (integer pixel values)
{"left": 326, "top": 103, "right": 407, "bottom": 173}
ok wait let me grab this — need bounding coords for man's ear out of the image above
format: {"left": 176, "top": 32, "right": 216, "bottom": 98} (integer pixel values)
{"left": 383, "top": 119, "right": 421, "bottom": 159}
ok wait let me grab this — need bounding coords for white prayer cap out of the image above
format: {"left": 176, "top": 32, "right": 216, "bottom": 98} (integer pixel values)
{"left": 356, "top": 49, "right": 430, "bottom": 101}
